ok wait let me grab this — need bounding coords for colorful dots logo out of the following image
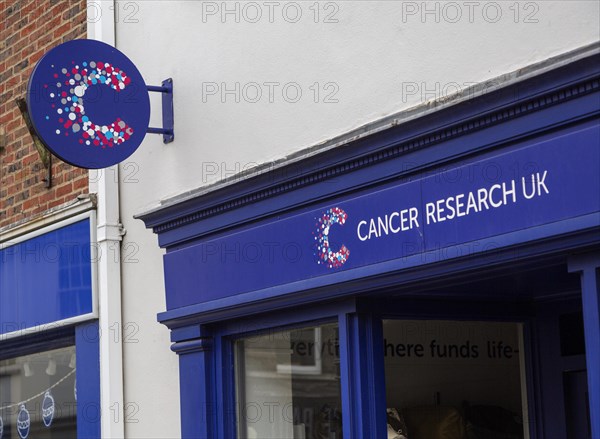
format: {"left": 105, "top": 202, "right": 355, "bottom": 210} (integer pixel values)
{"left": 45, "top": 60, "right": 134, "bottom": 148}
{"left": 27, "top": 39, "right": 151, "bottom": 169}
{"left": 314, "top": 207, "right": 350, "bottom": 268}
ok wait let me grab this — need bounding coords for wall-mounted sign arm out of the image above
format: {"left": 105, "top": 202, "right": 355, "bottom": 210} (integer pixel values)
{"left": 16, "top": 97, "right": 52, "bottom": 188}
{"left": 146, "top": 78, "right": 174, "bottom": 144}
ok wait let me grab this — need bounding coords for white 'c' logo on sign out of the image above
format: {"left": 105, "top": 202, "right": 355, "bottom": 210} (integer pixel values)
{"left": 51, "top": 61, "right": 134, "bottom": 148}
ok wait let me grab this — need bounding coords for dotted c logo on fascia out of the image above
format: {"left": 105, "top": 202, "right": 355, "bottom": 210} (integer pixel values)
{"left": 314, "top": 207, "right": 350, "bottom": 269}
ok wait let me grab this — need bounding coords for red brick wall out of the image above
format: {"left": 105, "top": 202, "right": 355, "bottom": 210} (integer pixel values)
{"left": 0, "top": 0, "right": 88, "bottom": 229}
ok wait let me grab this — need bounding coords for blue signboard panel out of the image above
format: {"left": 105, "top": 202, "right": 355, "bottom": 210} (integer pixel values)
{"left": 27, "top": 39, "right": 151, "bottom": 169}
{"left": 163, "top": 124, "right": 600, "bottom": 309}
{"left": 0, "top": 219, "right": 94, "bottom": 336}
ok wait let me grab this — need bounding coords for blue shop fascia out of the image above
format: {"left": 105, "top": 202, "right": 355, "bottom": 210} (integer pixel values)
{"left": 138, "top": 48, "right": 600, "bottom": 439}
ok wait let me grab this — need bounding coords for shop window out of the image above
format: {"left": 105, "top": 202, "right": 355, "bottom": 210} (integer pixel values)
{"left": 383, "top": 320, "right": 527, "bottom": 439}
{"left": 0, "top": 346, "right": 76, "bottom": 439}
{"left": 235, "top": 323, "right": 342, "bottom": 439}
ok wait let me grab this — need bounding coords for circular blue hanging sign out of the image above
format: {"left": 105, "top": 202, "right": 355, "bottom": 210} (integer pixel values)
{"left": 17, "top": 405, "right": 30, "bottom": 439}
{"left": 27, "top": 39, "right": 151, "bottom": 169}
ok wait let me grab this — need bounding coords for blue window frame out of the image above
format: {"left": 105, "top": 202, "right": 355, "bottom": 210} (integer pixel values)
{"left": 0, "top": 214, "right": 98, "bottom": 339}
{"left": 211, "top": 304, "right": 352, "bottom": 438}
{"left": 169, "top": 300, "right": 388, "bottom": 438}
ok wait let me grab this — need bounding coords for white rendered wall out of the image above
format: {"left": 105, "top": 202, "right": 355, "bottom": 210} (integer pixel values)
{"left": 113, "top": 2, "right": 599, "bottom": 438}
{"left": 116, "top": 1, "right": 599, "bottom": 202}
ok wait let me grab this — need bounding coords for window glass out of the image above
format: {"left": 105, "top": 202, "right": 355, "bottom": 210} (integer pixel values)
{"left": 383, "top": 320, "right": 528, "bottom": 439}
{"left": 0, "top": 346, "right": 76, "bottom": 439}
{"left": 235, "top": 323, "right": 342, "bottom": 439}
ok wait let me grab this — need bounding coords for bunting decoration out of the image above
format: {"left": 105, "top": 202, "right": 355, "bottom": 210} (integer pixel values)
{"left": 16, "top": 405, "right": 29, "bottom": 439}
{"left": 41, "top": 391, "right": 55, "bottom": 427}
{"left": 0, "top": 368, "right": 75, "bottom": 438}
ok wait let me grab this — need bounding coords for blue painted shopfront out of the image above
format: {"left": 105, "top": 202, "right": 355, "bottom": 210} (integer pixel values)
{"left": 0, "top": 216, "right": 101, "bottom": 439}
{"left": 139, "top": 52, "right": 600, "bottom": 439}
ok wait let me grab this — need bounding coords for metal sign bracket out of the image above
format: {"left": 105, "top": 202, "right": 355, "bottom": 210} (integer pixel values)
{"left": 146, "top": 78, "right": 174, "bottom": 143}
{"left": 16, "top": 97, "right": 53, "bottom": 188}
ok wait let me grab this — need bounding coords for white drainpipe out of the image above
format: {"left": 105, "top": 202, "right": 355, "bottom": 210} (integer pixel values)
{"left": 88, "top": 1, "right": 126, "bottom": 437}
